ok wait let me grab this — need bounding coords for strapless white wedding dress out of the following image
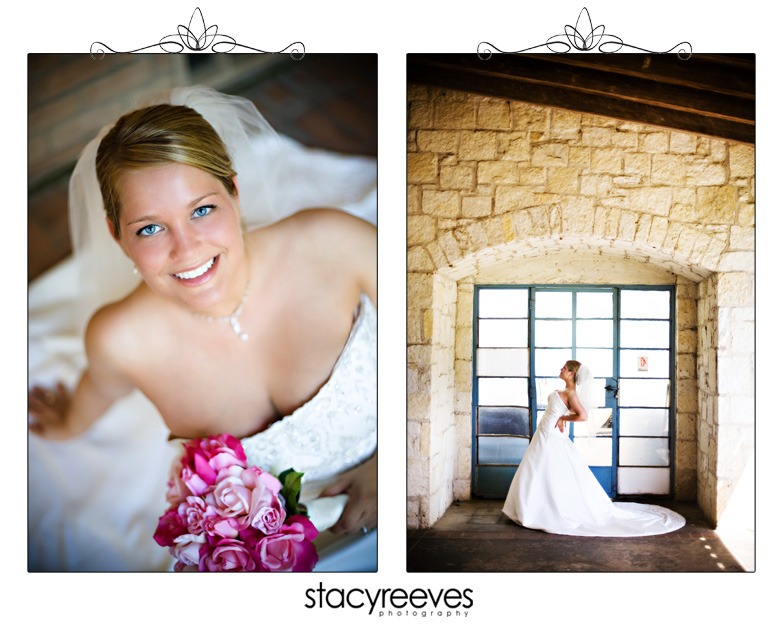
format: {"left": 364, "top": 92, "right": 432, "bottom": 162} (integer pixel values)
{"left": 502, "top": 390, "right": 685, "bottom": 537}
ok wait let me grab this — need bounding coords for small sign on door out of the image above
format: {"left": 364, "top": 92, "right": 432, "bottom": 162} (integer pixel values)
{"left": 638, "top": 355, "right": 648, "bottom": 372}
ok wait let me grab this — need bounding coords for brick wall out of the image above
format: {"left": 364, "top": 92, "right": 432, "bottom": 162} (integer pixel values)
{"left": 407, "top": 85, "right": 754, "bottom": 528}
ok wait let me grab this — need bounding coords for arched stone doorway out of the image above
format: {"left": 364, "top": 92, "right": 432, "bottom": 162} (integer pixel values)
{"left": 407, "top": 86, "right": 754, "bottom": 530}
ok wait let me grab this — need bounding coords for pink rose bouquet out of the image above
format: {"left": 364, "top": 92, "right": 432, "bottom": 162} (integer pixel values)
{"left": 154, "top": 434, "right": 318, "bottom": 572}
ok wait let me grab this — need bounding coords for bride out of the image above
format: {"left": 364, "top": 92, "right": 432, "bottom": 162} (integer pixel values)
{"left": 503, "top": 360, "right": 685, "bottom": 537}
{"left": 27, "top": 86, "right": 377, "bottom": 571}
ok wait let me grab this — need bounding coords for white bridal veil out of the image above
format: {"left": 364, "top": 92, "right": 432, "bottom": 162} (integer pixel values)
{"left": 28, "top": 86, "right": 377, "bottom": 571}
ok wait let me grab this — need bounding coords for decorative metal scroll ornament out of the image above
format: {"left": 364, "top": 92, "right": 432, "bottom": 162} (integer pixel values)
{"left": 478, "top": 7, "right": 691, "bottom": 60}
{"left": 91, "top": 8, "right": 304, "bottom": 59}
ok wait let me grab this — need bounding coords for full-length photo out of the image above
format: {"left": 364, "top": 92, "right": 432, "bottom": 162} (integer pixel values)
{"left": 406, "top": 53, "right": 754, "bottom": 572}
{"left": 28, "top": 53, "right": 378, "bottom": 572}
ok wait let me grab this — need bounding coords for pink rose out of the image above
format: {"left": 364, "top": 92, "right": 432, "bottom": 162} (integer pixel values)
{"left": 255, "top": 515, "right": 319, "bottom": 572}
{"left": 199, "top": 537, "right": 260, "bottom": 572}
{"left": 177, "top": 496, "right": 209, "bottom": 535}
{"left": 207, "top": 472, "right": 252, "bottom": 519}
{"left": 169, "top": 532, "right": 205, "bottom": 567}
{"left": 154, "top": 510, "right": 187, "bottom": 547}
{"left": 165, "top": 458, "right": 190, "bottom": 507}
{"left": 243, "top": 468, "right": 286, "bottom": 534}
{"left": 181, "top": 434, "right": 247, "bottom": 489}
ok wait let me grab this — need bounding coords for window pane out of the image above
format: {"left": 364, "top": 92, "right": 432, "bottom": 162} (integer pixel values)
{"left": 619, "top": 408, "right": 670, "bottom": 437}
{"left": 535, "top": 291, "right": 572, "bottom": 318}
{"left": 574, "top": 436, "right": 613, "bottom": 466}
{"left": 534, "top": 378, "right": 562, "bottom": 409}
{"left": 478, "top": 407, "right": 530, "bottom": 436}
{"left": 621, "top": 290, "right": 670, "bottom": 319}
{"left": 477, "top": 436, "right": 528, "bottom": 464}
{"left": 476, "top": 348, "right": 529, "bottom": 376}
{"left": 574, "top": 407, "right": 613, "bottom": 436}
{"left": 574, "top": 348, "right": 613, "bottom": 378}
{"left": 478, "top": 377, "right": 527, "bottom": 406}
{"left": 577, "top": 291, "right": 613, "bottom": 319}
{"left": 479, "top": 289, "right": 528, "bottom": 318}
{"left": 576, "top": 320, "right": 613, "bottom": 348}
{"left": 534, "top": 320, "right": 572, "bottom": 347}
{"left": 620, "top": 320, "right": 670, "bottom": 348}
{"left": 618, "top": 467, "right": 670, "bottom": 495}
{"left": 619, "top": 437, "right": 669, "bottom": 466}
{"left": 618, "top": 379, "right": 670, "bottom": 407}
{"left": 478, "top": 319, "right": 528, "bottom": 347}
{"left": 620, "top": 349, "right": 670, "bottom": 378}
{"left": 534, "top": 349, "right": 572, "bottom": 378}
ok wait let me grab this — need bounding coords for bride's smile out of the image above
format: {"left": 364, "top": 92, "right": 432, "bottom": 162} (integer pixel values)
{"left": 116, "top": 163, "right": 249, "bottom": 317}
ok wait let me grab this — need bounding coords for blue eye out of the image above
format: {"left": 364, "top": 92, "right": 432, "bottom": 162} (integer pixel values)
{"left": 193, "top": 204, "right": 215, "bottom": 218}
{"left": 137, "top": 224, "right": 162, "bottom": 237}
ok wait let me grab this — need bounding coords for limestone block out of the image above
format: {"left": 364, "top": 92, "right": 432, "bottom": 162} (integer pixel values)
{"left": 528, "top": 206, "right": 553, "bottom": 237}
{"left": 729, "top": 144, "right": 755, "bottom": 178}
{"left": 582, "top": 126, "right": 613, "bottom": 146}
{"left": 408, "top": 152, "right": 438, "bottom": 184}
{"left": 408, "top": 271, "right": 434, "bottom": 308}
{"left": 613, "top": 175, "right": 643, "bottom": 188}
{"left": 717, "top": 251, "right": 754, "bottom": 273}
{"left": 408, "top": 214, "right": 437, "bottom": 246}
{"left": 677, "top": 379, "right": 698, "bottom": 413}
{"left": 550, "top": 109, "right": 581, "bottom": 140}
{"left": 710, "top": 139, "right": 728, "bottom": 163}
{"left": 618, "top": 210, "right": 638, "bottom": 241}
{"left": 678, "top": 328, "right": 698, "bottom": 353}
{"left": 440, "top": 164, "right": 475, "bottom": 190}
{"left": 561, "top": 196, "right": 595, "bottom": 235}
{"left": 423, "top": 189, "right": 461, "bottom": 218}
{"left": 495, "top": 185, "right": 538, "bottom": 214}
{"left": 546, "top": 166, "right": 581, "bottom": 194}
{"left": 406, "top": 499, "right": 421, "bottom": 529}
{"left": 594, "top": 206, "right": 620, "bottom": 239}
{"left": 478, "top": 101, "right": 511, "bottom": 130}
{"left": 639, "top": 131, "right": 669, "bottom": 153}
{"left": 677, "top": 297, "right": 698, "bottom": 329}
{"left": 511, "top": 102, "right": 548, "bottom": 132}
{"left": 730, "top": 226, "right": 755, "bottom": 250}
{"left": 407, "top": 420, "right": 421, "bottom": 458}
{"left": 408, "top": 246, "right": 435, "bottom": 272}
{"left": 459, "top": 131, "right": 497, "bottom": 160}
{"left": 611, "top": 130, "right": 638, "bottom": 150}
{"left": 531, "top": 143, "right": 568, "bottom": 167}
{"left": 675, "top": 412, "right": 697, "bottom": 442}
{"left": 591, "top": 147, "right": 624, "bottom": 173}
{"left": 417, "top": 130, "right": 459, "bottom": 154}
{"left": 422, "top": 309, "right": 433, "bottom": 340}
{"left": 670, "top": 131, "right": 698, "bottom": 154}
{"left": 686, "top": 159, "right": 727, "bottom": 186}
{"left": 509, "top": 209, "right": 534, "bottom": 239}
{"left": 568, "top": 145, "right": 591, "bottom": 169}
{"left": 461, "top": 195, "right": 492, "bottom": 218}
{"left": 674, "top": 225, "right": 700, "bottom": 258}
{"left": 628, "top": 187, "right": 671, "bottom": 216}
{"left": 407, "top": 344, "right": 433, "bottom": 368}
{"left": 580, "top": 174, "right": 612, "bottom": 197}
{"left": 407, "top": 456, "right": 429, "bottom": 497}
{"left": 407, "top": 84, "right": 430, "bottom": 100}
{"left": 465, "top": 221, "right": 491, "bottom": 251}
{"left": 677, "top": 353, "right": 696, "bottom": 379}
{"left": 434, "top": 100, "right": 475, "bottom": 129}
{"left": 498, "top": 132, "right": 531, "bottom": 162}
{"left": 652, "top": 154, "right": 686, "bottom": 185}
{"left": 624, "top": 152, "right": 651, "bottom": 177}
{"left": 737, "top": 202, "right": 755, "bottom": 227}
{"left": 478, "top": 161, "right": 519, "bottom": 185}
{"left": 675, "top": 438, "right": 697, "bottom": 470}
{"left": 519, "top": 166, "right": 546, "bottom": 186}
{"left": 716, "top": 272, "right": 752, "bottom": 306}
{"left": 409, "top": 100, "right": 433, "bottom": 129}
{"left": 717, "top": 355, "right": 753, "bottom": 395}
{"left": 455, "top": 359, "right": 473, "bottom": 391}
{"left": 634, "top": 213, "right": 652, "bottom": 243}
{"left": 485, "top": 216, "right": 508, "bottom": 246}
{"left": 695, "top": 186, "right": 736, "bottom": 224}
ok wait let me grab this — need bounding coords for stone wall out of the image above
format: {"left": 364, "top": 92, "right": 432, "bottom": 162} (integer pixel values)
{"left": 407, "top": 85, "right": 754, "bottom": 528}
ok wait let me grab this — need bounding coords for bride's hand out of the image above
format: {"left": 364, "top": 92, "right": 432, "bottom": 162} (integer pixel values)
{"left": 319, "top": 452, "right": 377, "bottom": 535}
{"left": 28, "top": 383, "right": 73, "bottom": 439}
{"left": 555, "top": 417, "right": 565, "bottom": 432}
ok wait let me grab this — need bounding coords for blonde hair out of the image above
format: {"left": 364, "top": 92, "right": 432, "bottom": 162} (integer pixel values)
{"left": 96, "top": 104, "right": 237, "bottom": 239}
{"left": 565, "top": 360, "right": 582, "bottom": 378}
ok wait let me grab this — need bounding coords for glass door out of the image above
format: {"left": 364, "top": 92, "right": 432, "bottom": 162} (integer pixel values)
{"left": 471, "top": 285, "right": 674, "bottom": 499}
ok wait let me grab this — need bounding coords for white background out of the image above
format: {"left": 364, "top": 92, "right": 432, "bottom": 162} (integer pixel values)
{"left": 9, "top": 1, "right": 778, "bottom": 624}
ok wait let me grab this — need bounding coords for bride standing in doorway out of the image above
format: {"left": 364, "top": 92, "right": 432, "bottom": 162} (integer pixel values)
{"left": 503, "top": 360, "right": 685, "bottom": 536}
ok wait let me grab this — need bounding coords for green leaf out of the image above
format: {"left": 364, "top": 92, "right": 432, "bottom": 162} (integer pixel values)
{"left": 277, "top": 468, "right": 305, "bottom": 516}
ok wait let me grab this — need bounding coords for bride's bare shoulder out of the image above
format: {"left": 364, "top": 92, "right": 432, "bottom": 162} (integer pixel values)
{"left": 85, "top": 287, "right": 156, "bottom": 366}
{"left": 252, "top": 208, "right": 375, "bottom": 241}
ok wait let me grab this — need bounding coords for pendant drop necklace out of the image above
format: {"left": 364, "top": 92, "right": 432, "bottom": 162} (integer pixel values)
{"left": 192, "top": 281, "right": 250, "bottom": 341}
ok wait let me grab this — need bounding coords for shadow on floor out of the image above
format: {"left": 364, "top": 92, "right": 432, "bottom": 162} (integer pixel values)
{"left": 407, "top": 499, "right": 746, "bottom": 572}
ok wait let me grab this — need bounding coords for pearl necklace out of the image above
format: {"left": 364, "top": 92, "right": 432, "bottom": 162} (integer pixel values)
{"left": 192, "top": 282, "right": 250, "bottom": 341}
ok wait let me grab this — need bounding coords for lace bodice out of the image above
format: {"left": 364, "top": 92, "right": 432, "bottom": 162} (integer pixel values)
{"left": 241, "top": 294, "right": 376, "bottom": 501}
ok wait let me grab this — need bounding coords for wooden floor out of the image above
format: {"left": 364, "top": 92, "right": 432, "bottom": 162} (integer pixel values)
{"left": 407, "top": 499, "right": 747, "bottom": 572}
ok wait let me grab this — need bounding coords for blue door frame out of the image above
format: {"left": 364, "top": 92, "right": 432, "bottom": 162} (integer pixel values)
{"left": 471, "top": 284, "right": 675, "bottom": 499}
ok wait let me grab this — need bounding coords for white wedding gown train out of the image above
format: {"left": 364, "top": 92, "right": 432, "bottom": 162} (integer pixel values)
{"left": 503, "top": 391, "right": 685, "bottom": 537}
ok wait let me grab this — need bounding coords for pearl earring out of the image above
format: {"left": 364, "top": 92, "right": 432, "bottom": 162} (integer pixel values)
{"left": 133, "top": 266, "right": 138, "bottom": 275}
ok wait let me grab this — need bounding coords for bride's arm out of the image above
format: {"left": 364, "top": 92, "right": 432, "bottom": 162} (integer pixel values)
{"left": 555, "top": 390, "right": 589, "bottom": 431}
{"left": 29, "top": 306, "right": 136, "bottom": 440}
{"left": 318, "top": 451, "right": 377, "bottom": 534}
